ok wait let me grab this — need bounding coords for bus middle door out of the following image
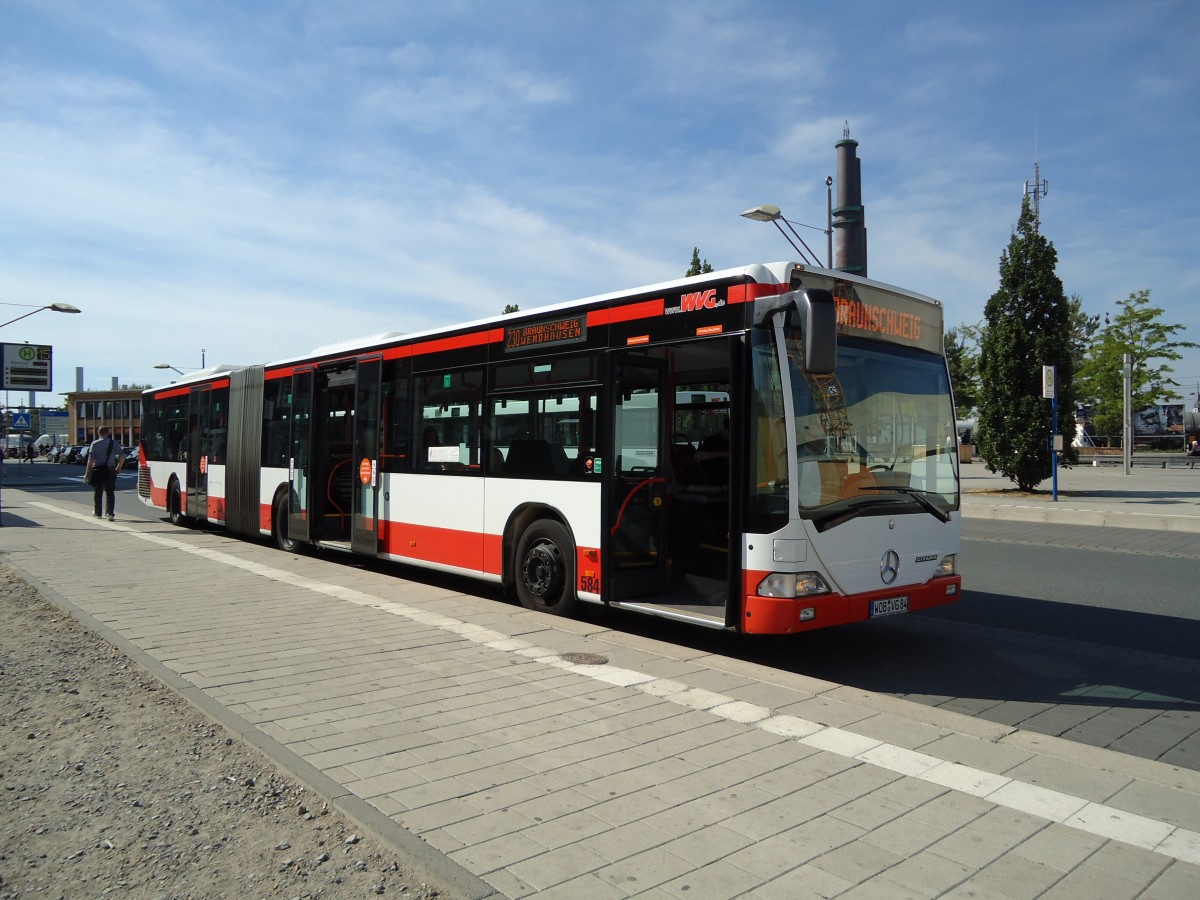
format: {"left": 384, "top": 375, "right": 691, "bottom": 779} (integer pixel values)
{"left": 287, "top": 367, "right": 314, "bottom": 544}
{"left": 351, "top": 356, "right": 383, "bottom": 555}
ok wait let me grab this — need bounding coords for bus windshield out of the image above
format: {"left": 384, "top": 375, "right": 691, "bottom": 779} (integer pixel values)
{"left": 779, "top": 332, "right": 958, "bottom": 525}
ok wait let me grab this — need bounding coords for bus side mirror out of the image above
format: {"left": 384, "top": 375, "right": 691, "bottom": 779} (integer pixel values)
{"left": 792, "top": 289, "right": 837, "bottom": 375}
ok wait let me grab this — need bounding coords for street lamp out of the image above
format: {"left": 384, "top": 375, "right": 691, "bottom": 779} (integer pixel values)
{"left": 740, "top": 179, "right": 834, "bottom": 268}
{"left": 154, "top": 363, "right": 187, "bottom": 376}
{"left": 0, "top": 302, "right": 82, "bottom": 329}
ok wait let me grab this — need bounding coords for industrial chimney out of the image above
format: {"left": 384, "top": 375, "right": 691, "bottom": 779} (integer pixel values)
{"left": 833, "top": 124, "right": 868, "bottom": 276}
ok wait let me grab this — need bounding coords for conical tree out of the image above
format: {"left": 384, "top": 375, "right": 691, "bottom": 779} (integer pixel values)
{"left": 686, "top": 247, "right": 713, "bottom": 277}
{"left": 977, "top": 196, "right": 1077, "bottom": 490}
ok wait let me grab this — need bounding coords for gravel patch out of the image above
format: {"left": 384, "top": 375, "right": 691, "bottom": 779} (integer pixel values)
{"left": 0, "top": 565, "right": 458, "bottom": 899}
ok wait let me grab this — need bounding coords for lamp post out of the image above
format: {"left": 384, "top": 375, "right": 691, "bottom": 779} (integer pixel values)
{"left": 154, "top": 363, "right": 187, "bottom": 376}
{"left": 0, "top": 302, "right": 82, "bottom": 329}
{"left": 740, "top": 184, "right": 834, "bottom": 268}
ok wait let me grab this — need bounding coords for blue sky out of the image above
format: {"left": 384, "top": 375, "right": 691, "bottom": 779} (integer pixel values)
{"left": 3, "top": 0, "right": 1199, "bottom": 408}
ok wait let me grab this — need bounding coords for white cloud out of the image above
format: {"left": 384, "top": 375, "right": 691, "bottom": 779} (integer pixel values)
{"left": 3, "top": 0, "right": 1199, "bottom": 391}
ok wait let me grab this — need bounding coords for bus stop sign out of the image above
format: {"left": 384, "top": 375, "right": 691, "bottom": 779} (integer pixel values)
{"left": 1, "top": 343, "right": 53, "bottom": 391}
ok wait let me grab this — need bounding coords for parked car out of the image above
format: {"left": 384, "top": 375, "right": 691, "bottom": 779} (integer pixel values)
{"left": 123, "top": 446, "right": 140, "bottom": 467}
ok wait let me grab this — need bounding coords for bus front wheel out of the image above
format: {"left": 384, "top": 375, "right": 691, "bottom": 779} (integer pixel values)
{"left": 514, "top": 519, "right": 577, "bottom": 616}
{"left": 167, "top": 482, "right": 188, "bottom": 527}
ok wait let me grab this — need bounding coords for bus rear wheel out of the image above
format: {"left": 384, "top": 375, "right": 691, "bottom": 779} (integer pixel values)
{"left": 514, "top": 519, "right": 577, "bottom": 616}
{"left": 273, "top": 494, "right": 300, "bottom": 553}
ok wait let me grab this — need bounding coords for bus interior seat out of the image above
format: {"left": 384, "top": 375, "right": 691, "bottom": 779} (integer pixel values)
{"left": 671, "top": 443, "right": 706, "bottom": 486}
{"left": 505, "top": 439, "right": 556, "bottom": 477}
{"left": 547, "top": 441, "right": 568, "bottom": 475}
{"left": 842, "top": 467, "right": 878, "bottom": 498}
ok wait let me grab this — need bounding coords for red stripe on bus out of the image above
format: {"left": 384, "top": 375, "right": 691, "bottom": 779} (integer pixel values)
{"left": 727, "top": 282, "right": 787, "bottom": 305}
{"left": 384, "top": 521, "right": 486, "bottom": 570}
{"left": 589, "top": 297, "right": 665, "bottom": 326}
{"left": 153, "top": 386, "right": 192, "bottom": 399}
{"left": 421, "top": 328, "right": 503, "bottom": 356}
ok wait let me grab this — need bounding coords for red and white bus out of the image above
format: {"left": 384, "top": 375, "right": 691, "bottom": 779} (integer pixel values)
{"left": 138, "top": 261, "right": 961, "bottom": 634}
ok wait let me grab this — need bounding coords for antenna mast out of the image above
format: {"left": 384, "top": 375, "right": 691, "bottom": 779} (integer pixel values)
{"left": 1024, "top": 128, "right": 1048, "bottom": 232}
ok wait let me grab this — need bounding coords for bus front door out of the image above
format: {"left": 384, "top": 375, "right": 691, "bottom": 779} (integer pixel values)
{"left": 351, "top": 356, "right": 382, "bottom": 555}
{"left": 287, "top": 367, "right": 314, "bottom": 543}
{"left": 606, "top": 353, "right": 671, "bottom": 600}
{"left": 185, "top": 386, "right": 210, "bottom": 519}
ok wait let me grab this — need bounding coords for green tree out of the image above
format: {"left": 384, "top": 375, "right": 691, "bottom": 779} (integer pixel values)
{"left": 1067, "top": 293, "right": 1100, "bottom": 376}
{"left": 944, "top": 323, "right": 981, "bottom": 414}
{"left": 686, "top": 247, "right": 713, "bottom": 277}
{"left": 1076, "top": 289, "right": 1197, "bottom": 440}
{"left": 976, "top": 196, "right": 1077, "bottom": 490}
{"left": 503, "top": 304, "right": 519, "bottom": 314}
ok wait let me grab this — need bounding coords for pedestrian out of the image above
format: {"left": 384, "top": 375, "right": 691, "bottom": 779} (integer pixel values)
{"left": 1189, "top": 436, "right": 1199, "bottom": 469}
{"left": 24, "top": 443, "right": 35, "bottom": 464}
{"left": 84, "top": 427, "right": 124, "bottom": 520}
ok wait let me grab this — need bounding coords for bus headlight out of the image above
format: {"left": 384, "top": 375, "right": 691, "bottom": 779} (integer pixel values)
{"left": 935, "top": 554, "right": 957, "bottom": 577}
{"left": 757, "top": 571, "right": 830, "bottom": 598}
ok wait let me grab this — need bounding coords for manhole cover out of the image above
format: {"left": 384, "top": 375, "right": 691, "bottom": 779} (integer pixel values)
{"left": 560, "top": 652, "right": 608, "bottom": 666}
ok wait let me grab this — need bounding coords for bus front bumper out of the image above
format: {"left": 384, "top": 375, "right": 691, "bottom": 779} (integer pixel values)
{"left": 740, "top": 575, "right": 962, "bottom": 635}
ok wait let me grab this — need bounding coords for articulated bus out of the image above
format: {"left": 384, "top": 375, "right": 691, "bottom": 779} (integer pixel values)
{"left": 138, "top": 261, "right": 961, "bottom": 634}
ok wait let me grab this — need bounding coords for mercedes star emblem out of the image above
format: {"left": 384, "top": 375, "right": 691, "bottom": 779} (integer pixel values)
{"left": 880, "top": 549, "right": 900, "bottom": 585}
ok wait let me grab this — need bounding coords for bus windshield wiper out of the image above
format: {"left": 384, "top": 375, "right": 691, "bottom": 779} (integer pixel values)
{"left": 859, "top": 485, "right": 952, "bottom": 523}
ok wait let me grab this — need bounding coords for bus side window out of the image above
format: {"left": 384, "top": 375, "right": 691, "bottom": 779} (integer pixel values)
{"left": 381, "top": 360, "right": 410, "bottom": 473}
{"left": 413, "top": 368, "right": 483, "bottom": 473}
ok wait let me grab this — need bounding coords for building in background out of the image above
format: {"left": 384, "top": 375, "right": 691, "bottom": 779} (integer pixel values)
{"left": 64, "top": 388, "right": 142, "bottom": 446}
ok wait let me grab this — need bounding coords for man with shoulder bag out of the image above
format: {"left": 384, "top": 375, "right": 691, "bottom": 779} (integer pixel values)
{"left": 84, "top": 426, "right": 124, "bottom": 521}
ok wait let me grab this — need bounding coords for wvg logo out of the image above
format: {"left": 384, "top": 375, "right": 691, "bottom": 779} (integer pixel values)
{"left": 665, "top": 289, "right": 723, "bottom": 315}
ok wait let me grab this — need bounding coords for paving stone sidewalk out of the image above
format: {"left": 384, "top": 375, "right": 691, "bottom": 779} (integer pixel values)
{"left": 3, "top": 489, "right": 1199, "bottom": 898}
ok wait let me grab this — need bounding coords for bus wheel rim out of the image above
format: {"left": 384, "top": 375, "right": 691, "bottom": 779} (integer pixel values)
{"left": 524, "top": 540, "right": 563, "bottom": 600}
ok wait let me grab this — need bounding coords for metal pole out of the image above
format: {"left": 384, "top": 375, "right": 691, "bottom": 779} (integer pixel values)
{"left": 0, "top": 417, "right": 6, "bottom": 525}
{"left": 826, "top": 176, "right": 833, "bottom": 267}
{"left": 1051, "top": 383, "right": 1058, "bottom": 501}
{"left": 1123, "top": 353, "right": 1132, "bottom": 475}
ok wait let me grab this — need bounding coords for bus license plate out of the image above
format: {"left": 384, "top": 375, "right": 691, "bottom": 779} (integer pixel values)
{"left": 870, "top": 596, "right": 908, "bottom": 618}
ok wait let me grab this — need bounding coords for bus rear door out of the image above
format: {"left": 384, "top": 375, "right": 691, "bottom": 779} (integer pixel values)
{"left": 185, "top": 385, "right": 210, "bottom": 519}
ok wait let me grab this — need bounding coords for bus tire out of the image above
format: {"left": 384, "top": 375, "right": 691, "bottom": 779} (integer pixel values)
{"left": 514, "top": 519, "right": 577, "bottom": 616}
{"left": 167, "top": 481, "right": 189, "bottom": 527}
{"left": 273, "top": 493, "right": 301, "bottom": 553}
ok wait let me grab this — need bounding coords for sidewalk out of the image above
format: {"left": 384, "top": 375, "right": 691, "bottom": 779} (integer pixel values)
{"left": 2, "top": 487, "right": 1199, "bottom": 898}
{"left": 960, "top": 459, "right": 1200, "bottom": 533}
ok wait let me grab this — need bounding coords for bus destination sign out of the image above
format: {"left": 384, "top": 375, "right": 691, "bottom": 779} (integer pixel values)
{"left": 504, "top": 315, "right": 587, "bottom": 353}
{"left": 832, "top": 283, "right": 942, "bottom": 355}
{"left": 1, "top": 343, "right": 53, "bottom": 391}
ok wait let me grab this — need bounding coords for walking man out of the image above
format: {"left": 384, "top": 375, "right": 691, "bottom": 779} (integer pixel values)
{"left": 85, "top": 427, "right": 124, "bottom": 520}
